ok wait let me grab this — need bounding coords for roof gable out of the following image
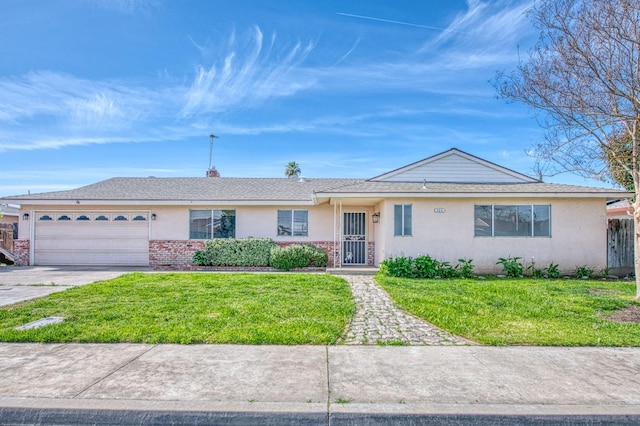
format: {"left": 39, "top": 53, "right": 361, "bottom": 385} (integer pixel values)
{"left": 369, "top": 148, "right": 538, "bottom": 183}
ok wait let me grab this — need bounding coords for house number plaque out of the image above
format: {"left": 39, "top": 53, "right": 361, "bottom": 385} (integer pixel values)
{"left": 434, "top": 208, "right": 445, "bottom": 213}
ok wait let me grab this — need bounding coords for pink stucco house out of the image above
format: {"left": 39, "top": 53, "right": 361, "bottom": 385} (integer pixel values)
{"left": 2, "top": 149, "right": 628, "bottom": 273}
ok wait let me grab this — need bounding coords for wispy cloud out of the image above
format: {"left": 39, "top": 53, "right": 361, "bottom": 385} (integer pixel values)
{"left": 0, "top": 2, "right": 535, "bottom": 156}
{"left": 90, "top": 0, "right": 162, "bottom": 15}
{"left": 427, "top": 0, "right": 532, "bottom": 48}
{"left": 181, "top": 27, "right": 316, "bottom": 117}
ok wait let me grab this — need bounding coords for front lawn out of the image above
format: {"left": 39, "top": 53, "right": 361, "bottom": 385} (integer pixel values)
{"left": 0, "top": 273, "right": 354, "bottom": 344}
{"left": 376, "top": 274, "right": 640, "bottom": 346}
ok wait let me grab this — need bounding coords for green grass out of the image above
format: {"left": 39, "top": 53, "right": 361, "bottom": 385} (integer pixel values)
{"left": 376, "top": 274, "right": 640, "bottom": 346}
{"left": 0, "top": 273, "right": 354, "bottom": 344}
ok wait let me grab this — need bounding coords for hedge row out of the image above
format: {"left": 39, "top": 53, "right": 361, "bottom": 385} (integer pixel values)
{"left": 192, "top": 238, "right": 328, "bottom": 270}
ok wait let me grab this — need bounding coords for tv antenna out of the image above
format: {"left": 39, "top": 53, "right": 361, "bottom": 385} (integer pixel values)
{"left": 208, "top": 134, "right": 219, "bottom": 169}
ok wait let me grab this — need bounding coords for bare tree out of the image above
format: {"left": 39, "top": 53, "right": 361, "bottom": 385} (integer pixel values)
{"left": 494, "top": 0, "right": 640, "bottom": 298}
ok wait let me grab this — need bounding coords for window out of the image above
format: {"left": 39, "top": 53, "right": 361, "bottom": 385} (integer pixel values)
{"left": 39, "top": 215, "right": 53, "bottom": 221}
{"left": 189, "top": 209, "right": 236, "bottom": 239}
{"left": 57, "top": 215, "right": 71, "bottom": 221}
{"left": 95, "top": 215, "right": 109, "bottom": 221}
{"left": 474, "top": 205, "right": 551, "bottom": 237}
{"left": 277, "top": 210, "right": 308, "bottom": 236}
{"left": 132, "top": 215, "right": 147, "bottom": 221}
{"left": 394, "top": 204, "right": 412, "bottom": 236}
{"left": 76, "top": 215, "right": 91, "bottom": 221}
{"left": 114, "top": 215, "right": 128, "bottom": 221}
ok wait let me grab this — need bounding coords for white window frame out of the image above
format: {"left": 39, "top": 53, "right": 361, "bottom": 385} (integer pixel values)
{"left": 394, "top": 204, "right": 412, "bottom": 237}
{"left": 474, "top": 204, "right": 551, "bottom": 238}
{"left": 277, "top": 209, "right": 308, "bottom": 237}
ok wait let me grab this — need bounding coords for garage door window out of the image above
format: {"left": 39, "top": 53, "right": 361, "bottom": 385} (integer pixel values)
{"left": 39, "top": 215, "right": 53, "bottom": 221}
{"left": 58, "top": 215, "right": 71, "bottom": 221}
{"left": 76, "top": 215, "right": 91, "bottom": 221}
{"left": 95, "top": 215, "right": 109, "bottom": 221}
{"left": 114, "top": 215, "right": 128, "bottom": 221}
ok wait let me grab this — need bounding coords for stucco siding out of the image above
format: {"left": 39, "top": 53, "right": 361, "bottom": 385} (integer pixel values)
{"left": 378, "top": 198, "right": 607, "bottom": 274}
{"left": 149, "top": 204, "right": 336, "bottom": 241}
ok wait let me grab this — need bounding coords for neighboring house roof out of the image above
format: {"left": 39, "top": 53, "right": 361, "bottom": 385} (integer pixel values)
{"left": 0, "top": 204, "right": 19, "bottom": 217}
{"left": 606, "top": 199, "right": 633, "bottom": 217}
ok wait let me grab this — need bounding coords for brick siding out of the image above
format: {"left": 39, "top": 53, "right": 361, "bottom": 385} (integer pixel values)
{"left": 13, "top": 239, "right": 30, "bottom": 266}
{"left": 149, "top": 239, "right": 375, "bottom": 269}
{"left": 149, "top": 240, "right": 205, "bottom": 267}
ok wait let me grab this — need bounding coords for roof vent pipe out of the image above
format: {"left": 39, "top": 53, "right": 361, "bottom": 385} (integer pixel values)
{"left": 422, "top": 179, "right": 427, "bottom": 190}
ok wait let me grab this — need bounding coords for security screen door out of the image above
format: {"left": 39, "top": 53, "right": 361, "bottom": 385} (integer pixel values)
{"left": 343, "top": 212, "right": 366, "bottom": 265}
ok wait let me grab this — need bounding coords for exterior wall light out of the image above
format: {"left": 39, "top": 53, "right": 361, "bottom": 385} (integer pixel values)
{"left": 22, "top": 213, "right": 29, "bottom": 220}
{"left": 372, "top": 212, "right": 380, "bottom": 223}
{"left": 151, "top": 213, "right": 157, "bottom": 220}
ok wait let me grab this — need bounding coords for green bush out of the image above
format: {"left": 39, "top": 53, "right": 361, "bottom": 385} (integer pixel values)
{"left": 202, "top": 238, "right": 276, "bottom": 267}
{"left": 457, "top": 258, "right": 475, "bottom": 279}
{"left": 381, "top": 255, "right": 474, "bottom": 279}
{"left": 413, "top": 255, "right": 439, "bottom": 278}
{"left": 269, "top": 244, "right": 328, "bottom": 271}
{"left": 382, "top": 255, "right": 414, "bottom": 278}
{"left": 545, "top": 262, "right": 561, "bottom": 279}
{"left": 497, "top": 255, "right": 524, "bottom": 277}
{"left": 575, "top": 264, "right": 595, "bottom": 278}
{"left": 192, "top": 250, "right": 207, "bottom": 266}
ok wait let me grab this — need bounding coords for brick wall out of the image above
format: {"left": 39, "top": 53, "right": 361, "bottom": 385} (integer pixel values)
{"left": 13, "top": 239, "right": 30, "bottom": 266}
{"left": 149, "top": 239, "right": 375, "bottom": 269}
{"left": 149, "top": 240, "right": 205, "bottom": 267}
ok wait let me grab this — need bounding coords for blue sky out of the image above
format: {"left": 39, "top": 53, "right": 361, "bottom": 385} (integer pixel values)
{"left": 0, "top": 0, "right": 614, "bottom": 196}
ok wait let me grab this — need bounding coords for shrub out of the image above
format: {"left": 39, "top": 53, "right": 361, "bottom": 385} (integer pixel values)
{"left": 413, "top": 255, "right": 438, "bottom": 278}
{"left": 528, "top": 259, "right": 560, "bottom": 279}
{"left": 269, "top": 244, "right": 328, "bottom": 271}
{"left": 457, "top": 258, "right": 475, "bottom": 278}
{"left": 497, "top": 256, "right": 524, "bottom": 278}
{"left": 382, "top": 255, "right": 414, "bottom": 278}
{"left": 575, "top": 265, "right": 595, "bottom": 278}
{"left": 203, "top": 238, "right": 276, "bottom": 267}
{"left": 380, "top": 255, "right": 474, "bottom": 279}
{"left": 192, "top": 250, "right": 207, "bottom": 266}
{"left": 545, "top": 262, "right": 561, "bottom": 279}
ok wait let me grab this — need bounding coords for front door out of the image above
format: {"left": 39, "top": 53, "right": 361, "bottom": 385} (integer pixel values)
{"left": 343, "top": 212, "right": 366, "bottom": 265}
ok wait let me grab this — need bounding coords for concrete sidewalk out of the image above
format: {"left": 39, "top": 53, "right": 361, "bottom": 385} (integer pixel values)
{"left": 0, "top": 344, "right": 639, "bottom": 424}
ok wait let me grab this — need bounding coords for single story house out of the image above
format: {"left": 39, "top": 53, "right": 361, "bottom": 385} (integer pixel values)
{"left": 607, "top": 199, "right": 633, "bottom": 220}
{"left": 0, "top": 204, "right": 19, "bottom": 263}
{"left": 2, "top": 148, "right": 629, "bottom": 273}
{"left": 0, "top": 204, "right": 19, "bottom": 226}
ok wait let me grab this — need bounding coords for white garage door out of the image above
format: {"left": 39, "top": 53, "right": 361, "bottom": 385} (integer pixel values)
{"left": 34, "top": 212, "right": 150, "bottom": 266}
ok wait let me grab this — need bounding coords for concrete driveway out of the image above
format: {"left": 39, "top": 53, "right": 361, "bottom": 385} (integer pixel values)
{"left": 0, "top": 266, "right": 146, "bottom": 307}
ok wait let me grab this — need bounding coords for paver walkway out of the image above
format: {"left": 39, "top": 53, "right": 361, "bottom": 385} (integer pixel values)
{"left": 337, "top": 275, "right": 469, "bottom": 345}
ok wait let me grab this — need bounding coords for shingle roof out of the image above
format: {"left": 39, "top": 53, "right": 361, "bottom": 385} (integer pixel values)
{"left": 0, "top": 204, "right": 19, "bottom": 216}
{"left": 2, "top": 177, "right": 628, "bottom": 203}
{"left": 3, "top": 177, "right": 363, "bottom": 202}
{"left": 316, "top": 180, "right": 627, "bottom": 195}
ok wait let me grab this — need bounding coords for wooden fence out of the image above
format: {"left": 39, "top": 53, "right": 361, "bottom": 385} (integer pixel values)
{"left": 607, "top": 218, "right": 634, "bottom": 273}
